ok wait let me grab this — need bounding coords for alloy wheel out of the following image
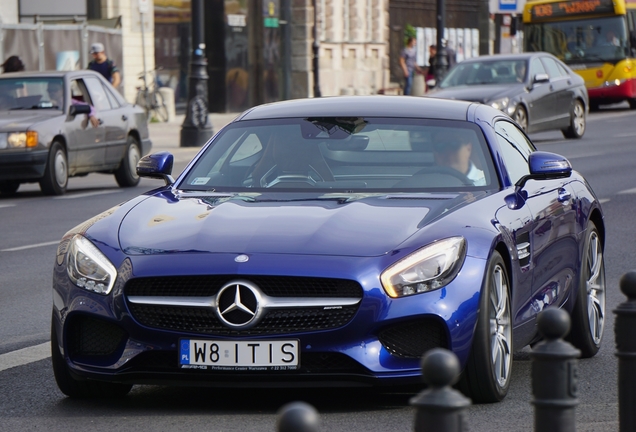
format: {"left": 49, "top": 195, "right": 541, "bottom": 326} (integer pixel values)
{"left": 489, "top": 264, "right": 512, "bottom": 387}
{"left": 573, "top": 102, "right": 586, "bottom": 136}
{"left": 585, "top": 231, "right": 605, "bottom": 344}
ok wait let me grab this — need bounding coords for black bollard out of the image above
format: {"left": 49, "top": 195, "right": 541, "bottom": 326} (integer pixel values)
{"left": 614, "top": 271, "right": 636, "bottom": 432}
{"left": 531, "top": 308, "right": 581, "bottom": 432}
{"left": 276, "top": 401, "right": 320, "bottom": 432}
{"left": 410, "top": 348, "right": 471, "bottom": 432}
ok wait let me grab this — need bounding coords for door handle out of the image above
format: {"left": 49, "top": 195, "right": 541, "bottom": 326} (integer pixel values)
{"left": 121, "top": 115, "right": 128, "bottom": 121}
{"left": 557, "top": 188, "right": 571, "bottom": 203}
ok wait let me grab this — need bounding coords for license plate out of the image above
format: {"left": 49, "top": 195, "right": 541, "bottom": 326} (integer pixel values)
{"left": 179, "top": 339, "right": 299, "bottom": 371}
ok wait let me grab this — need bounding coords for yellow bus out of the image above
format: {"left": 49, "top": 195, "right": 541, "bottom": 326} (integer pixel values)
{"left": 523, "top": 0, "right": 636, "bottom": 110}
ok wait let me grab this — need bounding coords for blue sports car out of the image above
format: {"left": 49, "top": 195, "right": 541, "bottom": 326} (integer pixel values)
{"left": 51, "top": 96, "right": 605, "bottom": 403}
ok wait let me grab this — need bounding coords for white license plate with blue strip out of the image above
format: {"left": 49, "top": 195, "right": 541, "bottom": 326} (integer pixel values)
{"left": 179, "top": 339, "right": 299, "bottom": 371}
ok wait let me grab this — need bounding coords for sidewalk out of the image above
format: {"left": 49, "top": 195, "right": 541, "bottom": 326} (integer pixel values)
{"left": 147, "top": 113, "right": 240, "bottom": 151}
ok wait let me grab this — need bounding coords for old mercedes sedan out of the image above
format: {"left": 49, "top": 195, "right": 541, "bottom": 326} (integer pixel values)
{"left": 0, "top": 70, "right": 151, "bottom": 195}
{"left": 51, "top": 96, "right": 605, "bottom": 403}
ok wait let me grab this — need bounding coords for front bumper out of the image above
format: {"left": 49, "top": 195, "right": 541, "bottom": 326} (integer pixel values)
{"left": 0, "top": 148, "right": 48, "bottom": 181}
{"left": 52, "top": 251, "right": 485, "bottom": 388}
{"left": 587, "top": 77, "right": 636, "bottom": 104}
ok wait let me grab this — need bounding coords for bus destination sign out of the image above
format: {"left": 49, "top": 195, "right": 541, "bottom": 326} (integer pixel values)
{"left": 530, "top": 0, "right": 616, "bottom": 19}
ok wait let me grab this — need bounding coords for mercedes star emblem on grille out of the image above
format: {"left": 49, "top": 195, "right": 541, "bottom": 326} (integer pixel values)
{"left": 235, "top": 254, "right": 249, "bottom": 263}
{"left": 215, "top": 281, "right": 261, "bottom": 328}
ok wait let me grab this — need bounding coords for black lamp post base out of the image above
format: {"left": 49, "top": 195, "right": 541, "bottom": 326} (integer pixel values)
{"left": 180, "top": 125, "right": 213, "bottom": 147}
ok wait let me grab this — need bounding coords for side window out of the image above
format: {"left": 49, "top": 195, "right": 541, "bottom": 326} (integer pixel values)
{"left": 541, "top": 57, "right": 565, "bottom": 79}
{"left": 494, "top": 121, "right": 534, "bottom": 185}
{"left": 529, "top": 58, "right": 547, "bottom": 80}
{"left": 83, "top": 77, "right": 112, "bottom": 111}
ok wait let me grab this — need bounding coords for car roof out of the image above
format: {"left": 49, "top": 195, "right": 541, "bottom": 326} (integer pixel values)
{"left": 0, "top": 70, "right": 105, "bottom": 80}
{"left": 238, "top": 95, "right": 475, "bottom": 121}
{"left": 459, "top": 52, "right": 556, "bottom": 63}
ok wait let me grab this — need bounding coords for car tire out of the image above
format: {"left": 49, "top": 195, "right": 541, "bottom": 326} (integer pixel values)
{"left": 39, "top": 141, "right": 68, "bottom": 196}
{"left": 629, "top": 99, "right": 636, "bottom": 110}
{"left": 562, "top": 99, "right": 586, "bottom": 139}
{"left": 51, "top": 318, "right": 133, "bottom": 398}
{"left": 0, "top": 181, "right": 20, "bottom": 195}
{"left": 513, "top": 106, "right": 528, "bottom": 132}
{"left": 458, "top": 250, "right": 512, "bottom": 403}
{"left": 114, "top": 135, "right": 141, "bottom": 187}
{"left": 565, "top": 220, "right": 605, "bottom": 358}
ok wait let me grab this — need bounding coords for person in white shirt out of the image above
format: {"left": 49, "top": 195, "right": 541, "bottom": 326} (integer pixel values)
{"left": 432, "top": 130, "right": 486, "bottom": 186}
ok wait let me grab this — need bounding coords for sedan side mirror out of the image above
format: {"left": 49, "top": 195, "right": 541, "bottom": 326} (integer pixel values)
{"left": 69, "top": 104, "right": 91, "bottom": 116}
{"left": 137, "top": 152, "right": 175, "bottom": 185}
{"left": 532, "top": 73, "right": 550, "bottom": 84}
{"left": 515, "top": 151, "right": 572, "bottom": 188}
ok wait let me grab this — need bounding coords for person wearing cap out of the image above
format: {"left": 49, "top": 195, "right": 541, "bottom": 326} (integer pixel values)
{"left": 87, "top": 42, "right": 121, "bottom": 89}
{"left": 432, "top": 130, "right": 486, "bottom": 186}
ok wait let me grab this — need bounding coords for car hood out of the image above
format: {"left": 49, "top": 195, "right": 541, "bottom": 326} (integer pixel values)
{"left": 428, "top": 84, "right": 523, "bottom": 104}
{"left": 117, "top": 191, "right": 475, "bottom": 257}
{"left": 0, "top": 110, "right": 59, "bottom": 130}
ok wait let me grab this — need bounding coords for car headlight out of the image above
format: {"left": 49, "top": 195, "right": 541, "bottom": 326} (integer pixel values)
{"left": 489, "top": 97, "right": 510, "bottom": 112}
{"left": 7, "top": 131, "right": 38, "bottom": 148}
{"left": 67, "top": 235, "right": 117, "bottom": 295}
{"left": 380, "top": 237, "right": 466, "bottom": 298}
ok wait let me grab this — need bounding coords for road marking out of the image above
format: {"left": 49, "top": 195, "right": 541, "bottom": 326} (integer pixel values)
{"left": 599, "top": 198, "right": 610, "bottom": 204}
{"left": 0, "top": 342, "right": 50, "bottom": 372}
{"left": 1, "top": 240, "right": 59, "bottom": 252}
{"left": 618, "top": 188, "right": 636, "bottom": 195}
{"left": 54, "top": 190, "right": 119, "bottom": 200}
{"left": 0, "top": 204, "right": 16, "bottom": 208}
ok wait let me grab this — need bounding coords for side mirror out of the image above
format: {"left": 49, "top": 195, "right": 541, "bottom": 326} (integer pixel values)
{"left": 516, "top": 151, "right": 572, "bottom": 188}
{"left": 137, "top": 152, "right": 175, "bottom": 185}
{"left": 532, "top": 73, "right": 550, "bottom": 84}
{"left": 69, "top": 104, "right": 91, "bottom": 116}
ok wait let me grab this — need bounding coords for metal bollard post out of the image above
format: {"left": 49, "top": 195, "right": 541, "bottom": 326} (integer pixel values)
{"left": 531, "top": 308, "right": 581, "bottom": 432}
{"left": 410, "top": 348, "right": 471, "bottom": 432}
{"left": 614, "top": 271, "right": 636, "bottom": 432}
{"left": 276, "top": 401, "right": 320, "bottom": 432}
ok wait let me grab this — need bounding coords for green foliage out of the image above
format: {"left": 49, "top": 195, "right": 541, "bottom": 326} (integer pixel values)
{"left": 404, "top": 24, "right": 417, "bottom": 46}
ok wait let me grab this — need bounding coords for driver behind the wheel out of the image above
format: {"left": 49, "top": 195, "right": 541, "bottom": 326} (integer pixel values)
{"left": 433, "top": 130, "right": 486, "bottom": 186}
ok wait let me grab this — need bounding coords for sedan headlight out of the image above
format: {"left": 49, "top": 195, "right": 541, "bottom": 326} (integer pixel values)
{"left": 489, "top": 97, "right": 510, "bottom": 112}
{"left": 6, "top": 131, "right": 38, "bottom": 148}
{"left": 380, "top": 237, "right": 466, "bottom": 298}
{"left": 67, "top": 235, "right": 117, "bottom": 295}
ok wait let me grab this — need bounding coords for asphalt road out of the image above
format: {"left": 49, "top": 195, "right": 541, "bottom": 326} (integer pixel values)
{"left": 1, "top": 106, "right": 635, "bottom": 431}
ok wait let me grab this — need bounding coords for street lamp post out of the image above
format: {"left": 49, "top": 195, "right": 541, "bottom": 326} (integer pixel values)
{"left": 180, "top": 0, "right": 213, "bottom": 147}
{"left": 312, "top": 0, "right": 321, "bottom": 97}
{"left": 435, "top": 0, "right": 449, "bottom": 85}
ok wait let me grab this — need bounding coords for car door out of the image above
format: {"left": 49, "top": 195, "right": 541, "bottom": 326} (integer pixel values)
{"left": 66, "top": 79, "right": 105, "bottom": 170}
{"left": 540, "top": 56, "right": 572, "bottom": 127}
{"left": 495, "top": 121, "right": 578, "bottom": 317}
{"left": 525, "top": 57, "right": 554, "bottom": 132}
{"left": 82, "top": 76, "right": 128, "bottom": 167}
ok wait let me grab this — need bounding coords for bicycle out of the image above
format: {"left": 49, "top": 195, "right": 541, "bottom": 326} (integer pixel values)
{"left": 135, "top": 66, "right": 169, "bottom": 123}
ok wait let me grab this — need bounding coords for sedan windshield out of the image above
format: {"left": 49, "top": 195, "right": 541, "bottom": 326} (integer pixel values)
{"left": 180, "top": 117, "right": 498, "bottom": 193}
{"left": 439, "top": 59, "right": 529, "bottom": 88}
{"left": 0, "top": 77, "right": 64, "bottom": 110}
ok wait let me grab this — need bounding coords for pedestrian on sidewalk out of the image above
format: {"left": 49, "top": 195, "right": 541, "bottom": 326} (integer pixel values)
{"left": 87, "top": 43, "right": 121, "bottom": 90}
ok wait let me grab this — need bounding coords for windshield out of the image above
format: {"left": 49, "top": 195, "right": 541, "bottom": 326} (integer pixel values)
{"left": 179, "top": 117, "right": 498, "bottom": 193}
{"left": 0, "top": 77, "right": 64, "bottom": 111}
{"left": 438, "top": 59, "right": 529, "bottom": 88}
{"left": 525, "top": 16, "right": 629, "bottom": 64}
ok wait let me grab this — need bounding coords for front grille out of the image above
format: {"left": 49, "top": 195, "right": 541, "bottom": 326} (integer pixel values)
{"left": 378, "top": 319, "right": 448, "bottom": 359}
{"left": 128, "top": 304, "right": 359, "bottom": 335}
{"left": 125, "top": 275, "right": 362, "bottom": 298}
{"left": 67, "top": 315, "right": 127, "bottom": 358}
{"left": 125, "top": 276, "right": 363, "bottom": 335}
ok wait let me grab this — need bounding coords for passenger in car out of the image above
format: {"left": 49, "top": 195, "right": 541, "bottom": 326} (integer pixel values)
{"left": 47, "top": 82, "right": 99, "bottom": 128}
{"left": 433, "top": 130, "right": 486, "bottom": 186}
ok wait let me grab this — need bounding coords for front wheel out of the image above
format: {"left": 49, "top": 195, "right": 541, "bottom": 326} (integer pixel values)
{"left": 114, "top": 136, "right": 141, "bottom": 187}
{"left": 0, "top": 181, "right": 20, "bottom": 195}
{"left": 513, "top": 105, "right": 528, "bottom": 132}
{"left": 566, "top": 221, "right": 605, "bottom": 358}
{"left": 458, "top": 251, "right": 512, "bottom": 403}
{"left": 39, "top": 141, "right": 68, "bottom": 195}
{"left": 562, "top": 99, "right": 586, "bottom": 139}
{"left": 628, "top": 99, "right": 636, "bottom": 110}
